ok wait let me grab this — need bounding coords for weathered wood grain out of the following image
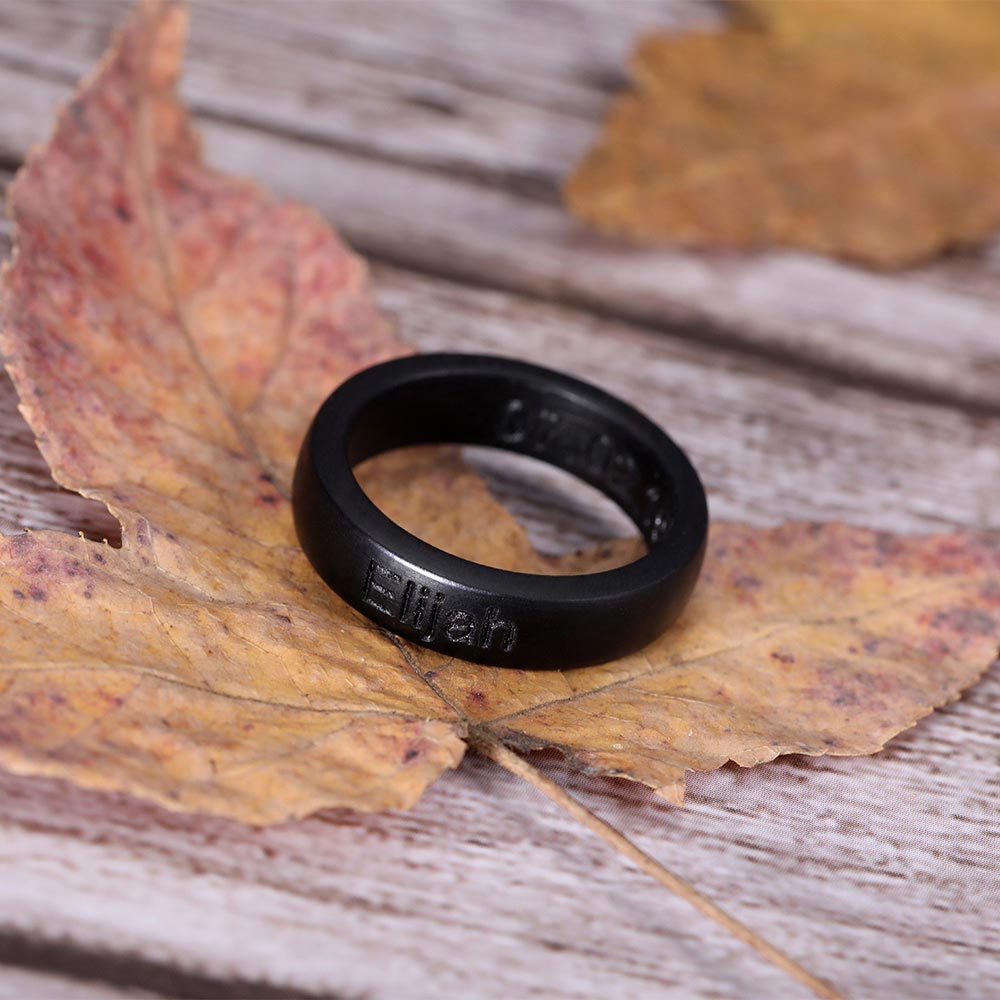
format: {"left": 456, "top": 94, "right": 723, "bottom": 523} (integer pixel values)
{"left": 0, "top": 3, "right": 997, "bottom": 999}
{"left": 376, "top": 266, "right": 1000, "bottom": 537}
{"left": 0, "top": 252, "right": 997, "bottom": 997}
{"left": 0, "top": 714, "right": 996, "bottom": 1000}
{"left": 0, "top": 1, "right": 997, "bottom": 412}
{"left": 0, "top": 0, "right": 721, "bottom": 117}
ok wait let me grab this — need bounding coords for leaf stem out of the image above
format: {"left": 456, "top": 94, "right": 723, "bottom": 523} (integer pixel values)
{"left": 472, "top": 733, "right": 844, "bottom": 1000}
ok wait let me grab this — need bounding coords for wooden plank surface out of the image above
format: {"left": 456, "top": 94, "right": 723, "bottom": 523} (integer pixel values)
{"left": 0, "top": 3, "right": 997, "bottom": 998}
{"left": 0, "top": 1, "right": 998, "bottom": 412}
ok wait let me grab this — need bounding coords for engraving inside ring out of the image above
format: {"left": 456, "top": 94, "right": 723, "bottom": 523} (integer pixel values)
{"left": 354, "top": 441, "right": 646, "bottom": 575}
{"left": 496, "top": 398, "right": 671, "bottom": 544}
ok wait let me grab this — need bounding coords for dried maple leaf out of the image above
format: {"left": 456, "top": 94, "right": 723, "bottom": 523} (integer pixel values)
{"left": 0, "top": 0, "right": 998, "bottom": 825}
{"left": 565, "top": 0, "right": 1000, "bottom": 267}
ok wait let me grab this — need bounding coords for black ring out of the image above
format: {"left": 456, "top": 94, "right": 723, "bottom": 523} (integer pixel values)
{"left": 292, "top": 354, "right": 708, "bottom": 670}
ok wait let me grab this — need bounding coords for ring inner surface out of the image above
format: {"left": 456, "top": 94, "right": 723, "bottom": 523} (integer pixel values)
{"left": 345, "top": 371, "right": 674, "bottom": 548}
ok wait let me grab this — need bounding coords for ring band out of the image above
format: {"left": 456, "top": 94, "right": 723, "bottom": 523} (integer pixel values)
{"left": 292, "top": 354, "right": 708, "bottom": 670}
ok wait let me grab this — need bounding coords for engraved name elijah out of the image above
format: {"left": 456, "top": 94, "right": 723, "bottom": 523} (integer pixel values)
{"left": 362, "top": 559, "right": 518, "bottom": 653}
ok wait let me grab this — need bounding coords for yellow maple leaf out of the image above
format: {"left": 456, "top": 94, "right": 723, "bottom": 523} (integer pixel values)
{"left": 565, "top": 0, "right": 1000, "bottom": 267}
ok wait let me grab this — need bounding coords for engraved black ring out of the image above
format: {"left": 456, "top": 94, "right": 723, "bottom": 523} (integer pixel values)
{"left": 292, "top": 353, "right": 709, "bottom": 670}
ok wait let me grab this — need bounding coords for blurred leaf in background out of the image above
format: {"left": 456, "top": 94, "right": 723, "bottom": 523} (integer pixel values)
{"left": 566, "top": 0, "right": 1000, "bottom": 268}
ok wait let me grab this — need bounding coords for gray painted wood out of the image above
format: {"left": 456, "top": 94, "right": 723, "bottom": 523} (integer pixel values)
{"left": 0, "top": 3, "right": 996, "bottom": 999}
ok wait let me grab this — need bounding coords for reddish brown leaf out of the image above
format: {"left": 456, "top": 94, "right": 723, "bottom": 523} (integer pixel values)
{"left": 0, "top": 1, "right": 996, "bottom": 823}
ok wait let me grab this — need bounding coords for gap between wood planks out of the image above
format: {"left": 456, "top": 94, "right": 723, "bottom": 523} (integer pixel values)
{"left": 0, "top": 45, "right": 560, "bottom": 201}
{"left": 0, "top": 929, "right": 329, "bottom": 1000}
